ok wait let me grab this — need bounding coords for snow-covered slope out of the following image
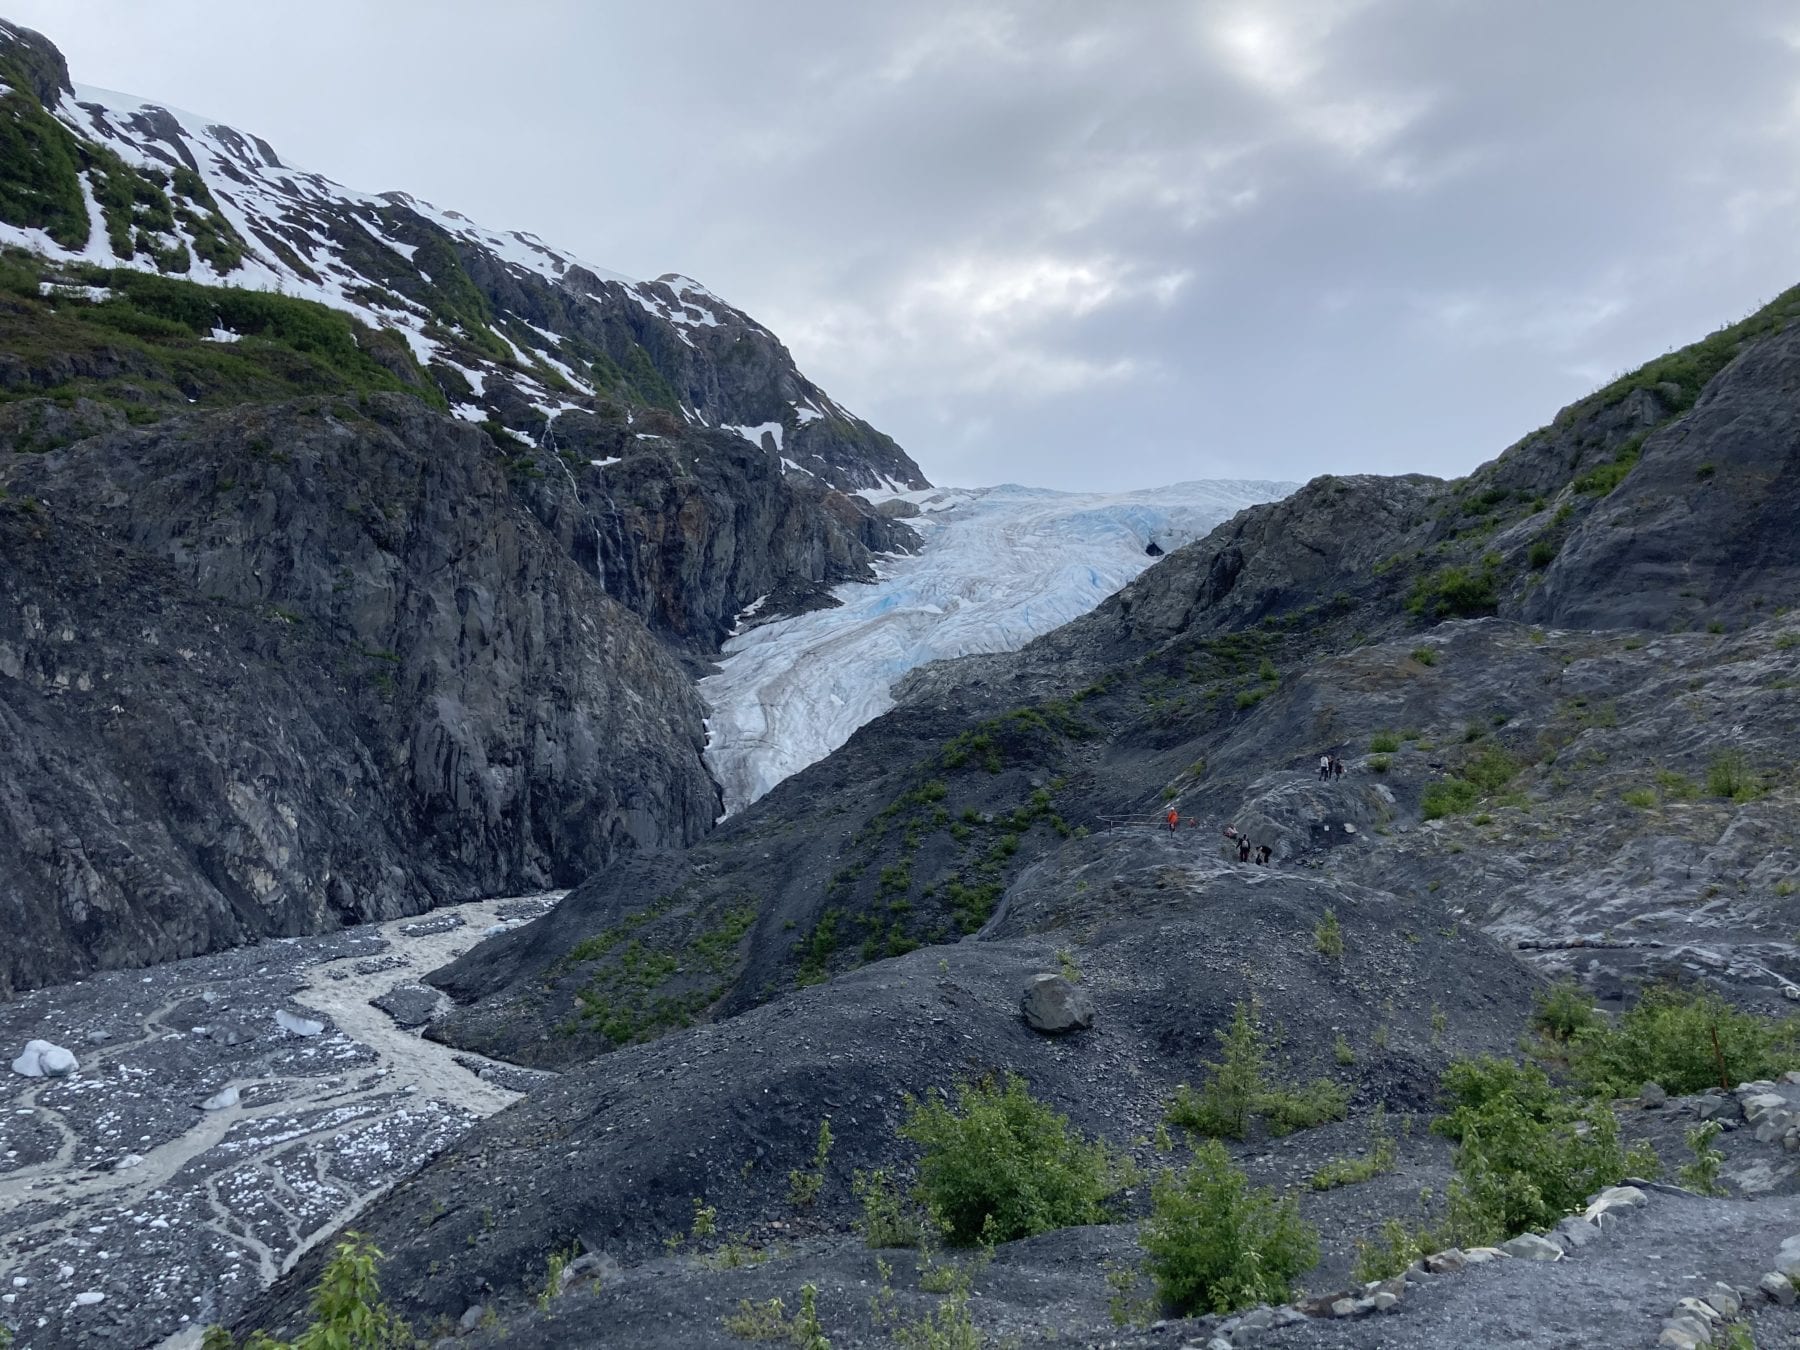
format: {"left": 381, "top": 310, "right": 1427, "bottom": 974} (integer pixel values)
{"left": 700, "top": 479, "right": 1295, "bottom": 813}
{"left": 0, "top": 19, "right": 927, "bottom": 491}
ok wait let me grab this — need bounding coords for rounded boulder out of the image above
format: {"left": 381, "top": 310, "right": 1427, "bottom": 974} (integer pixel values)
{"left": 1020, "top": 973, "right": 1095, "bottom": 1034}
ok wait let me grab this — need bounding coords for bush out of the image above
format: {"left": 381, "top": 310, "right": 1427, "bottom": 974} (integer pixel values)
{"left": 1421, "top": 778, "right": 1479, "bottom": 820}
{"left": 1621, "top": 788, "right": 1658, "bottom": 810}
{"left": 854, "top": 1168, "right": 929, "bottom": 1248}
{"left": 788, "top": 1119, "right": 834, "bottom": 1209}
{"left": 1407, "top": 563, "right": 1499, "bottom": 619}
{"left": 1678, "top": 1121, "right": 1726, "bottom": 1196}
{"left": 215, "top": 1233, "right": 410, "bottom": 1348}
{"left": 1368, "top": 754, "right": 1392, "bottom": 773}
{"left": 1314, "top": 909, "right": 1344, "bottom": 959}
{"left": 1527, "top": 536, "right": 1558, "bottom": 569}
{"left": 1433, "top": 1058, "right": 1658, "bottom": 1245}
{"left": 1167, "top": 1002, "right": 1347, "bottom": 1140}
{"left": 901, "top": 1074, "right": 1127, "bottom": 1245}
{"left": 1140, "top": 1139, "right": 1319, "bottom": 1315}
{"left": 1706, "top": 750, "right": 1763, "bottom": 802}
{"left": 1410, "top": 646, "right": 1439, "bottom": 666}
{"left": 1566, "top": 985, "right": 1800, "bottom": 1097}
{"left": 1369, "top": 731, "right": 1402, "bottom": 753}
{"left": 1531, "top": 981, "right": 1599, "bottom": 1042}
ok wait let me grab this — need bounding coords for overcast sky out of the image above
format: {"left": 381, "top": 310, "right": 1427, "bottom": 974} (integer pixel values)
{"left": 13, "top": 1, "right": 1800, "bottom": 490}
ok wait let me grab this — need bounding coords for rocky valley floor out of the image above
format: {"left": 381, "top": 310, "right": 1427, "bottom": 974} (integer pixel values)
{"left": 0, "top": 893, "right": 560, "bottom": 1349}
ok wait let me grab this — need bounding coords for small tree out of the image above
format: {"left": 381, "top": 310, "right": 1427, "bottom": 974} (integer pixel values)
{"left": 1140, "top": 1140, "right": 1319, "bottom": 1314}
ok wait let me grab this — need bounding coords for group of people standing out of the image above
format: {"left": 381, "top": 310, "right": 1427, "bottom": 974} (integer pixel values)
{"left": 1222, "top": 824, "right": 1270, "bottom": 866}
{"left": 1318, "top": 753, "right": 1346, "bottom": 781}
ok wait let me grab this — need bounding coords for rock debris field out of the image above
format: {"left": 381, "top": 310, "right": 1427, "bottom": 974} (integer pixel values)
{"left": 0, "top": 892, "right": 561, "bottom": 1350}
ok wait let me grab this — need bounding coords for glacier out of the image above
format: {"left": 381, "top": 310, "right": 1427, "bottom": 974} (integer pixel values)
{"left": 700, "top": 479, "right": 1295, "bottom": 814}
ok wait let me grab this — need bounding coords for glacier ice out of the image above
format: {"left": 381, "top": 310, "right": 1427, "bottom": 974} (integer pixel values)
{"left": 700, "top": 479, "right": 1293, "bottom": 814}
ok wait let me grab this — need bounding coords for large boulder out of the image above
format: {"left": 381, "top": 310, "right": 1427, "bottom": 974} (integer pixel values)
{"left": 1020, "top": 974, "right": 1095, "bottom": 1034}
{"left": 11, "top": 1039, "right": 77, "bottom": 1078}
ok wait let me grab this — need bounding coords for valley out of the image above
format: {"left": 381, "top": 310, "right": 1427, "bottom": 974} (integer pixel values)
{"left": 3, "top": 13, "right": 1800, "bottom": 1350}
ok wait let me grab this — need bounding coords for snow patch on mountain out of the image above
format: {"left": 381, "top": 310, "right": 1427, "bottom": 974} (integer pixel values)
{"left": 700, "top": 479, "right": 1294, "bottom": 814}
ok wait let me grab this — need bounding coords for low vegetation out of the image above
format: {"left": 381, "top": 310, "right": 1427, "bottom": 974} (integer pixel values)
{"left": 1139, "top": 1139, "right": 1319, "bottom": 1314}
{"left": 1564, "top": 984, "right": 1800, "bottom": 1096}
{"left": 900, "top": 1074, "right": 1129, "bottom": 1246}
{"left": 201, "top": 1234, "right": 409, "bottom": 1349}
{"left": 1167, "top": 1001, "right": 1348, "bottom": 1140}
{"left": 1311, "top": 1106, "right": 1396, "bottom": 1190}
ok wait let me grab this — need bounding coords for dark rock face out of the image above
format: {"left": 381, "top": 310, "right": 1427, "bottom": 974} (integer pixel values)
{"left": 1525, "top": 326, "right": 1800, "bottom": 632}
{"left": 0, "top": 395, "right": 718, "bottom": 997}
{"left": 0, "top": 19, "right": 72, "bottom": 107}
{"left": 509, "top": 415, "right": 918, "bottom": 646}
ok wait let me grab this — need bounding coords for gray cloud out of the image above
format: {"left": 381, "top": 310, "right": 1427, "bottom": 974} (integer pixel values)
{"left": 17, "top": 0, "right": 1800, "bottom": 489}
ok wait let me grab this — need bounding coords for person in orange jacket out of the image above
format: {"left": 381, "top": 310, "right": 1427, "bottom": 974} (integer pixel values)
{"left": 1166, "top": 806, "right": 1179, "bottom": 832}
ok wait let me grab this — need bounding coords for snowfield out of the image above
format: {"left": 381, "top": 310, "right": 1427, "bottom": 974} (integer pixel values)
{"left": 700, "top": 479, "right": 1294, "bottom": 814}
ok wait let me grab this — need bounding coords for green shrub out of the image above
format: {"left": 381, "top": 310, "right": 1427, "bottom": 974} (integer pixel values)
{"left": 788, "top": 1119, "right": 833, "bottom": 1209}
{"left": 1706, "top": 750, "right": 1763, "bottom": 802}
{"left": 1314, "top": 909, "right": 1344, "bottom": 959}
{"left": 1566, "top": 985, "right": 1800, "bottom": 1096}
{"left": 1433, "top": 1058, "right": 1658, "bottom": 1245}
{"left": 218, "top": 1233, "right": 410, "bottom": 1348}
{"left": 901, "top": 1074, "right": 1127, "bottom": 1245}
{"left": 1531, "top": 981, "right": 1599, "bottom": 1042}
{"left": 1678, "top": 1121, "right": 1725, "bottom": 1196}
{"left": 1352, "top": 1217, "right": 1433, "bottom": 1282}
{"left": 1410, "top": 646, "right": 1439, "bottom": 666}
{"left": 1369, "top": 731, "right": 1402, "bottom": 753}
{"left": 854, "top": 1168, "right": 929, "bottom": 1248}
{"left": 1527, "top": 536, "right": 1558, "bottom": 569}
{"left": 1140, "top": 1139, "right": 1319, "bottom": 1315}
{"left": 1407, "top": 563, "right": 1499, "bottom": 619}
{"left": 1573, "top": 443, "right": 1641, "bottom": 496}
{"left": 1421, "top": 778, "right": 1479, "bottom": 820}
{"left": 1654, "top": 769, "right": 1698, "bottom": 800}
{"left": 1368, "top": 754, "right": 1392, "bottom": 773}
{"left": 1621, "top": 788, "right": 1658, "bottom": 810}
{"left": 1167, "top": 1002, "right": 1347, "bottom": 1140}
{"left": 1311, "top": 1107, "right": 1397, "bottom": 1190}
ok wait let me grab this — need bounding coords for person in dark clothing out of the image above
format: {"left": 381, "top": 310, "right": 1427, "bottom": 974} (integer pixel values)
{"left": 1332, "top": 756, "right": 1345, "bottom": 780}
{"left": 1257, "top": 844, "right": 1272, "bottom": 865}
{"left": 1238, "top": 837, "right": 1252, "bottom": 863}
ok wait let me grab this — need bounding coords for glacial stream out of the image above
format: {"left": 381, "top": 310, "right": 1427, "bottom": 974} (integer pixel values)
{"left": 0, "top": 892, "right": 562, "bottom": 1350}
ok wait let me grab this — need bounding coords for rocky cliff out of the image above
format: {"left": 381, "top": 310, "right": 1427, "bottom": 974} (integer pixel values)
{"left": 0, "top": 17, "right": 926, "bottom": 994}
{"left": 0, "top": 394, "right": 723, "bottom": 996}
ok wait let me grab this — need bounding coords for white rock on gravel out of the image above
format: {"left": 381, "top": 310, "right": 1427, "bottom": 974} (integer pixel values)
{"left": 1498, "top": 1233, "right": 1563, "bottom": 1261}
{"left": 1673, "top": 1296, "right": 1723, "bottom": 1325}
{"left": 275, "top": 1009, "right": 325, "bottom": 1037}
{"left": 1776, "top": 1235, "right": 1800, "bottom": 1278}
{"left": 1704, "top": 1283, "right": 1741, "bottom": 1318}
{"left": 1760, "top": 1271, "right": 1795, "bottom": 1304}
{"left": 1584, "top": 1185, "right": 1647, "bottom": 1221}
{"left": 200, "top": 1086, "right": 241, "bottom": 1111}
{"left": 11, "top": 1039, "right": 78, "bottom": 1078}
{"left": 73, "top": 1291, "right": 104, "bottom": 1306}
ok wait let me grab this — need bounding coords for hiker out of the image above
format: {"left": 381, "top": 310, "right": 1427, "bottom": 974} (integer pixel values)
{"left": 1318, "top": 753, "right": 1331, "bottom": 781}
{"left": 1258, "top": 844, "right": 1272, "bottom": 866}
{"left": 1166, "top": 806, "right": 1179, "bottom": 832}
{"left": 1223, "top": 823, "right": 1239, "bottom": 842}
{"left": 1332, "top": 756, "right": 1345, "bottom": 780}
{"left": 1238, "top": 837, "right": 1251, "bottom": 863}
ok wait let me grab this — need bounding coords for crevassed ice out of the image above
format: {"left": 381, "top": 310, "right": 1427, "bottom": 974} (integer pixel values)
{"left": 699, "top": 479, "right": 1294, "bottom": 815}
